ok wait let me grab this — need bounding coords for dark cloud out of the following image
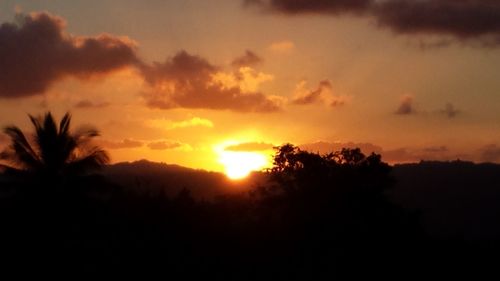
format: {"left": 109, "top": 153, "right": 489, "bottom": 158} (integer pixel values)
{"left": 231, "top": 50, "right": 263, "bottom": 68}
{"left": 140, "top": 51, "right": 282, "bottom": 112}
{"left": 246, "top": 0, "right": 500, "bottom": 46}
{"left": 1, "top": 12, "right": 281, "bottom": 112}
{"left": 440, "top": 103, "right": 460, "bottom": 118}
{"left": 375, "top": 0, "right": 500, "bottom": 42}
{"left": 225, "top": 142, "right": 274, "bottom": 152}
{"left": 100, "top": 139, "right": 143, "bottom": 149}
{"left": 245, "top": 0, "right": 371, "bottom": 15}
{"left": 395, "top": 95, "right": 415, "bottom": 115}
{"left": 0, "top": 12, "right": 138, "bottom": 98}
{"left": 74, "top": 99, "right": 111, "bottom": 109}
{"left": 147, "top": 141, "right": 183, "bottom": 150}
{"left": 479, "top": 144, "right": 500, "bottom": 163}
{"left": 292, "top": 80, "right": 331, "bottom": 105}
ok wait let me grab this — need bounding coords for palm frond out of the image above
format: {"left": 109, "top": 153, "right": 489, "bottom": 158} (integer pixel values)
{"left": 0, "top": 163, "right": 24, "bottom": 175}
{"left": 3, "top": 111, "right": 109, "bottom": 181}
{"left": 73, "top": 126, "right": 100, "bottom": 140}
{"left": 32, "top": 112, "right": 64, "bottom": 169}
{"left": 59, "top": 112, "right": 72, "bottom": 136}
{"left": 3, "top": 126, "right": 41, "bottom": 170}
{"left": 42, "top": 112, "right": 58, "bottom": 137}
{"left": 66, "top": 147, "right": 110, "bottom": 176}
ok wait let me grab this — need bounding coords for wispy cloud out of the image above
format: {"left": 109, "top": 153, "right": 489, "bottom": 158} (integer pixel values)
{"left": 146, "top": 117, "right": 214, "bottom": 130}
{"left": 147, "top": 140, "right": 192, "bottom": 151}
{"left": 99, "top": 139, "right": 143, "bottom": 149}
{"left": 74, "top": 99, "right": 111, "bottom": 109}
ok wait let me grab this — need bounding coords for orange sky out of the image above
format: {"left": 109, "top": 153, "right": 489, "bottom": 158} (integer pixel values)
{"left": 1, "top": 1, "right": 500, "bottom": 173}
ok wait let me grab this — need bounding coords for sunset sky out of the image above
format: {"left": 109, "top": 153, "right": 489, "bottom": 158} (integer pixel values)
{"left": 1, "top": 0, "right": 500, "bottom": 174}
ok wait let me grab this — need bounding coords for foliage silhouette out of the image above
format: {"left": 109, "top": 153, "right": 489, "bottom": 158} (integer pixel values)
{"left": 254, "top": 144, "right": 422, "bottom": 273}
{"left": 0, "top": 112, "right": 109, "bottom": 192}
{"left": 263, "top": 143, "right": 393, "bottom": 198}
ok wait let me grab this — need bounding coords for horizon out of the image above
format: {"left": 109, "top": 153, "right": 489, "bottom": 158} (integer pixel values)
{"left": 1, "top": 1, "right": 500, "bottom": 178}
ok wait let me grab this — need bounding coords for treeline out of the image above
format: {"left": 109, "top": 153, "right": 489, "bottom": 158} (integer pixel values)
{"left": 2, "top": 144, "right": 497, "bottom": 278}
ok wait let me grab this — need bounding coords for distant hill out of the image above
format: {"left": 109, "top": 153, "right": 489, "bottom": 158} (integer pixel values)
{"left": 102, "top": 159, "right": 268, "bottom": 199}
{"left": 3, "top": 159, "right": 499, "bottom": 242}
{"left": 390, "top": 161, "right": 500, "bottom": 242}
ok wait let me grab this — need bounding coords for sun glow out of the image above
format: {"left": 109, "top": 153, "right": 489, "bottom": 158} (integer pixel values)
{"left": 218, "top": 150, "right": 270, "bottom": 180}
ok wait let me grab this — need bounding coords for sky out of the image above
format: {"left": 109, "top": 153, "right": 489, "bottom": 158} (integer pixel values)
{"left": 1, "top": 0, "right": 500, "bottom": 174}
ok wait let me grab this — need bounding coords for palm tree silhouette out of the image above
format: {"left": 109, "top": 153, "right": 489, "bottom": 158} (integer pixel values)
{"left": 0, "top": 112, "right": 109, "bottom": 187}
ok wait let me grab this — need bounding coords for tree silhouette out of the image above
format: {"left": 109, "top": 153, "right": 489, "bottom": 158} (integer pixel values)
{"left": 266, "top": 144, "right": 392, "bottom": 196}
{"left": 0, "top": 112, "right": 109, "bottom": 188}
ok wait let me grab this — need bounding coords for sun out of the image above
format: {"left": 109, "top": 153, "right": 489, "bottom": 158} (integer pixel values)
{"left": 218, "top": 151, "right": 269, "bottom": 180}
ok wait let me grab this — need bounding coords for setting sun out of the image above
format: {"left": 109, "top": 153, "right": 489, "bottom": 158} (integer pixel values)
{"left": 218, "top": 151, "right": 269, "bottom": 180}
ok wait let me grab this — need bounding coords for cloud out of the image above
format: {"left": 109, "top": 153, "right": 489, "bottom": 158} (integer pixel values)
{"left": 268, "top": 40, "right": 295, "bottom": 53}
{"left": 224, "top": 142, "right": 275, "bottom": 152}
{"left": 246, "top": 0, "right": 500, "bottom": 46}
{"left": 0, "top": 12, "right": 282, "bottom": 112}
{"left": 478, "top": 144, "right": 500, "bottom": 163}
{"left": 146, "top": 117, "right": 214, "bottom": 130}
{"left": 74, "top": 99, "right": 111, "bottom": 109}
{"left": 0, "top": 12, "right": 138, "bottom": 98}
{"left": 374, "top": 0, "right": 500, "bottom": 43}
{"left": 99, "top": 139, "right": 143, "bottom": 149}
{"left": 292, "top": 80, "right": 331, "bottom": 105}
{"left": 211, "top": 66, "right": 274, "bottom": 93}
{"left": 440, "top": 103, "right": 460, "bottom": 118}
{"left": 231, "top": 50, "right": 263, "bottom": 67}
{"left": 395, "top": 95, "right": 415, "bottom": 115}
{"left": 246, "top": 0, "right": 371, "bottom": 15}
{"left": 140, "top": 51, "right": 282, "bottom": 112}
{"left": 291, "top": 80, "right": 348, "bottom": 107}
{"left": 147, "top": 140, "right": 192, "bottom": 151}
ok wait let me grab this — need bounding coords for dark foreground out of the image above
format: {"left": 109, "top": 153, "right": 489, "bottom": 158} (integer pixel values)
{"left": 1, "top": 157, "right": 499, "bottom": 279}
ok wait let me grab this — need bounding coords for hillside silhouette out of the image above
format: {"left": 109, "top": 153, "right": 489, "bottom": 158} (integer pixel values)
{"left": 391, "top": 161, "right": 500, "bottom": 241}
{"left": 95, "top": 158, "right": 500, "bottom": 243}
{"left": 103, "top": 159, "right": 268, "bottom": 199}
{"left": 0, "top": 112, "right": 499, "bottom": 278}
